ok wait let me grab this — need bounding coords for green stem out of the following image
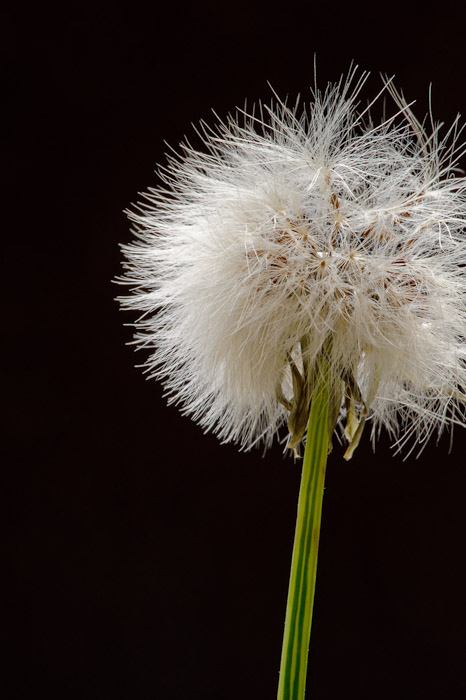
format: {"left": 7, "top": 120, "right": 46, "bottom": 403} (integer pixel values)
{"left": 277, "top": 358, "right": 330, "bottom": 700}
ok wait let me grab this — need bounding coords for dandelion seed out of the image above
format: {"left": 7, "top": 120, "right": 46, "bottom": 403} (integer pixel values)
{"left": 117, "top": 67, "right": 466, "bottom": 459}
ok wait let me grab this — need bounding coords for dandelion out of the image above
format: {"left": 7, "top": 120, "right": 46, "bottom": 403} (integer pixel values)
{"left": 117, "top": 67, "right": 466, "bottom": 699}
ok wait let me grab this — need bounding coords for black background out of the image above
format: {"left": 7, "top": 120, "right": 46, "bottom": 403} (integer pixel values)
{"left": 5, "top": 3, "right": 466, "bottom": 698}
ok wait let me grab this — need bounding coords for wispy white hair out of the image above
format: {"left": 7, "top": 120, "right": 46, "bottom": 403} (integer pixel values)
{"left": 118, "top": 67, "right": 466, "bottom": 458}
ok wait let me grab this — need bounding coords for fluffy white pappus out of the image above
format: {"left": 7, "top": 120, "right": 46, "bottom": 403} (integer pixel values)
{"left": 117, "top": 67, "right": 466, "bottom": 458}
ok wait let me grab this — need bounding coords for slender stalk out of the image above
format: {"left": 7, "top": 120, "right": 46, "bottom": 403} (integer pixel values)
{"left": 277, "top": 359, "right": 330, "bottom": 700}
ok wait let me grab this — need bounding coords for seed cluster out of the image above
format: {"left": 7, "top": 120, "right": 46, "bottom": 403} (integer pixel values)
{"left": 118, "top": 71, "right": 466, "bottom": 456}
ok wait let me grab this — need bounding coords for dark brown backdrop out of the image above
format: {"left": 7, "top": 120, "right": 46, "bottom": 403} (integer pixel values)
{"left": 4, "top": 3, "right": 466, "bottom": 698}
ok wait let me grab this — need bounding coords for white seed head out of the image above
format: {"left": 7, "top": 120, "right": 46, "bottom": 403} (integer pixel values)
{"left": 117, "top": 68, "right": 466, "bottom": 458}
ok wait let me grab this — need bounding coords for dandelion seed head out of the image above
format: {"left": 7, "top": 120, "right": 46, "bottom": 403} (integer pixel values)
{"left": 117, "top": 68, "right": 466, "bottom": 458}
